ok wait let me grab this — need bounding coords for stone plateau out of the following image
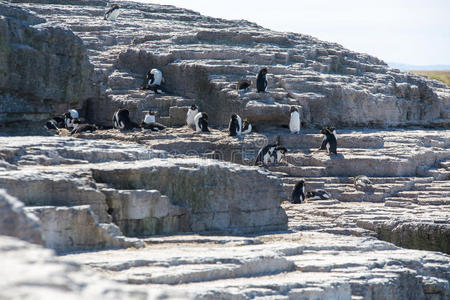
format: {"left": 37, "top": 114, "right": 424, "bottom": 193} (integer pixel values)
{"left": 0, "top": 0, "right": 449, "bottom": 299}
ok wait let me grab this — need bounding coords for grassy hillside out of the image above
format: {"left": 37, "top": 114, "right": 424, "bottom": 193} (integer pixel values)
{"left": 410, "top": 70, "right": 450, "bottom": 86}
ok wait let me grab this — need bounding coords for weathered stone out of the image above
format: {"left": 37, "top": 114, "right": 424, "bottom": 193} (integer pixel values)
{"left": 101, "top": 188, "right": 190, "bottom": 236}
{"left": 25, "top": 205, "right": 144, "bottom": 253}
{"left": 0, "top": 189, "right": 43, "bottom": 245}
{"left": 0, "top": 235, "right": 190, "bottom": 299}
{"left": 0, "top": 2, "right": 96, "bottom": 133}
{"left": 92, "top": 158, "right": 288, "bottom": 233}
{"left": 7, "top": 0, "right": 447, "bottom": 129}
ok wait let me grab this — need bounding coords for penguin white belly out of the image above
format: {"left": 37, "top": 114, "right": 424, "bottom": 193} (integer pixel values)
{"left": 186, "top": 110, "right": 197, "bottom": 127}
{"left": 151, "top": 69, "right": 162, "bottom": 86}
{"left": 276, "top": 151, "right": 282, "bottom": 163}
{"left": 193, "top": 113, "right": 202, "bottom": 132}
{"left": 242, "top": 123, "right": 252, "bottom": 134}
{"left": 289, "top": 111, "right": 300, "bottom": 134}
{"left": 108, "top": 9, "right": 120, "bottom": 20}
{"left": 144, "top": 114, "right": 155, "bottom": 124}
{"left": 236, "top": 115, "right": 242, "bottom": 136}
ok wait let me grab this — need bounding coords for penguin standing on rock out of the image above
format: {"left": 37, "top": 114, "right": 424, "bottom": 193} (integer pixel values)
{"left": 319, "top": 126, "right": 337, "bottom": 155}
{"left": 186, "top": 104, "right": 199, "bottom": 130}
{"left": 289, "top": 106, "right": 301, "bottom": 134}
{"left": 291, "top": 180, "right": 306, "bottom": 204}
{"left": 194, "top": 112, "right": 210, "bottom": 133}
{"left": 104, "top": 4, "right": 120, "bottom": 21}
{"left": 229, "top": 114, "right": 241, "bottom": 136}
{"left": 256, "top": 68, "right": 268, "bottom": 93}
{"left": 113, "top": 108, "right": 136, "bottom": 130}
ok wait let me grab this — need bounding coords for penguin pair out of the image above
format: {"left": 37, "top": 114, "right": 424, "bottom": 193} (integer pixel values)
{"left": 319, "top": 126, "right": 337, "bottom": 155}
{"left": 141, "top": 69, "right": 163, "bottom": 94}
{"left": 229, "top": 114, "right": 253, "bottom": 136}
{"left": 254, "top": 143, "right": 287, "bottom": 166}
{"left": 113, "top": 109, "right": 166, "bottom": 131}
{"left": 185, "top": 105, "right": 209, "bottom": 133}
{"left": 291, "top": 180, "right": 331, "bottom": 204}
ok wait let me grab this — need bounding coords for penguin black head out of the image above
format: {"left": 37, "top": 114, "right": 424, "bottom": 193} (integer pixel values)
{"left": 259, "top": 68, "right": 268, "bottom": 76}
{"left": 327, "top": 126, "right": 335, "bottom": 132}
{"left": 201, "top": 112, "right": 208, "bottom": 120}
{"left": 290, "top": 106, "right": 298, "bottom": 113}
{"left": 294, "top": 180, "right": 305, "bottom": 190}
{"left": 276, "top": 146, "right": 288, "bottom": 154}
{"left": 190, "top": 104, "right": 198, "bottom": 110}
{"left": 111, "top": 4, "right": 119, "bottom": 9}
{"left": 320, "top": 127, "right": 331, "bottom": 135}
{"left": 306, "top": 191, "right": 314, "bottom": 198}
{"left": 231, "top": 114, "right": 237, "bottom": 120}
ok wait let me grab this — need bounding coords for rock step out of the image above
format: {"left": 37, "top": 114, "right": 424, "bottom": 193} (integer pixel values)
{"left": 25, "top": 205, "right": 144, "bottom": 253}
{"left": 269, "top": 165, "right": 327, "bottom": 177}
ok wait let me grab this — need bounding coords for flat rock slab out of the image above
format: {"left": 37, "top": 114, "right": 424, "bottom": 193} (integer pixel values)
{"left": 61, "top": 231, "right": 450, "bottom": 299}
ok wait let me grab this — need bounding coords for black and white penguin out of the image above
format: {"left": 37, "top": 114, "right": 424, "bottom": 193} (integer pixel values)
{"left": 354, "top": 175, "right": 373, "bottom": 192}
{"left": 319, "top": 127, "right": 337, "bottom": 155}
{"left": 113, "top": 108, "right": 136, "bottom": 130}
{"left": 71, "top": 123, "right": 97, "bottom": 135}
{"left": 45, "top": 119, "right": 61, "bottom": 133}
{"left": 306, "top": 190, "right": 331, "bottom": 200}
{"left": 291, "top": 180, "right": 306, "bottom": 204}
{"left": 242, "top": 119, "right": 252, "bottom": 134}
{"left": 140, "top": 111, "right": 165, "bottom": 131}
{"left": 64, "top": 109, "right": 79, "bottom": 130}
{"left": 270, "top": 146, "right": 288, "bottom": 164}
{"left": 194, "top": 112, "right": 210, "bottom": 133}
{"left": 237, "top": 79, "right": 251, "bottom": 91}
{"left": 256, "top": 68, "right": 268, "bottom": 93}
{"left": 289, "top": 106, "right": 301, "bottom": 134}
{"left": 229, "top": 114, "right": 241, "bottom": 136}
{"left": 254, "top": 144, "right": 276, "bottom": 165}
{"left": 186, "top": 104, "right": 198, "bottom": 130}
{"left": 104, "top": 4, "right": 120, "bottom": 21}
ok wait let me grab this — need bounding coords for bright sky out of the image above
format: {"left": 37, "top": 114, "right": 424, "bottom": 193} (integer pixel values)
{"left": 140, "top": 0, "right": 449, "bottom": 66}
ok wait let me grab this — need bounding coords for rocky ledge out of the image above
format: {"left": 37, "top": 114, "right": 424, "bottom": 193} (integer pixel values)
{"left": 0, "top": 0, "right": 449, "bottom": 299}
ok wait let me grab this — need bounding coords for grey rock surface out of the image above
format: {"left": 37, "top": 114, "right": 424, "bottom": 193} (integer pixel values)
{"left": 0, "top": 235, "right": 190, "bottom": 300}
{"left": 0, "top": 2, "right": 96, "bottom": 134}
{"left": 5, "top": 0, "right": 448, "bottom": 129}
{"left": 0, "top": 189, "right": 43, "bottom": 244}
{"left": 25, "top": 205, "right": 144, "bottom": 253}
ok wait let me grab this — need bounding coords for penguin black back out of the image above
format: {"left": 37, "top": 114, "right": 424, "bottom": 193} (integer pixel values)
{"left": 320, "top": 127, "right": 337, "bottom": 155}
{"left": 113, "top": 108, "right": 134, "bottom": 130}
{"left": 229, "top": 114, "right": 240, "bottom": 136}
{"left": 291, "top": 180, "right": 305, "bottom": 204}
{"left": 254, "top": 143, "right": 277, "bottom": 165}
{"left": 199, "top": 112, "right": 210, "bottom": 132}
{"left": 256, "top": 68, "right": 268, "bottom": 93}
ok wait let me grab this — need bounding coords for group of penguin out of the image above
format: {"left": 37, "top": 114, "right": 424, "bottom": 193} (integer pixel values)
{"left": 53, "top": 5, "right": 341, "bottom": 204}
